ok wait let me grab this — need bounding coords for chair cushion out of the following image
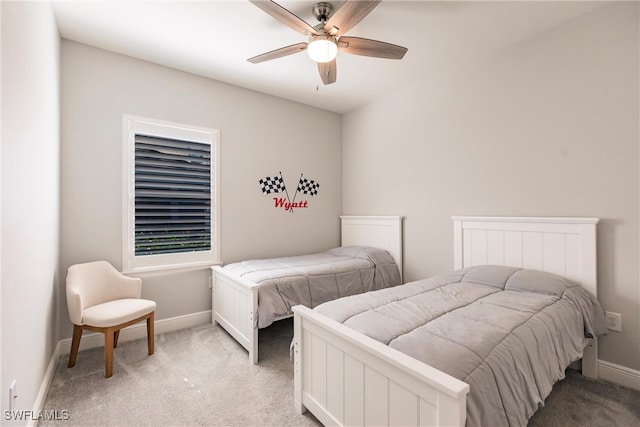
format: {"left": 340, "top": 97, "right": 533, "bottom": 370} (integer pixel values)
{"left": 81, "top": 299, "right": 156, "bottom": 328}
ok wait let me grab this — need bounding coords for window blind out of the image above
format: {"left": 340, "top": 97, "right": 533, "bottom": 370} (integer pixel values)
{"left": 134, "top": 134, "right": 211, "bottom": 256}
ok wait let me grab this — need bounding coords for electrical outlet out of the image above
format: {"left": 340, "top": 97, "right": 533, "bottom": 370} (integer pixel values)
{"left": 9, "top": 380, "right": 17, "bottom": 412}
{"left": 605, "top": 311, "right": 622, "bottom": 332}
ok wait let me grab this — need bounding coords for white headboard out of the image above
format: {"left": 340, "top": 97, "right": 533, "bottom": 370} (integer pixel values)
{"left": 452, "top": 216, "right": 599, "bottom": 297}
{"left": 341, "top": 215, "right": 403, "bottom": 281}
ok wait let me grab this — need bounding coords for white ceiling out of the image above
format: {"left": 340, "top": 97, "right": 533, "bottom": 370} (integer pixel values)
{"left": 51, "top": 0, "right": 606, "bottom": 114}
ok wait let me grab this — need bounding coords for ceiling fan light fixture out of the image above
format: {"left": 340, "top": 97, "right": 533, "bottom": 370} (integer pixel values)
{"left": 248, "top": 0, "right": 407, "bottom": 85}
{"left": 307, "top": 37, "right": 337, "bottom": 63}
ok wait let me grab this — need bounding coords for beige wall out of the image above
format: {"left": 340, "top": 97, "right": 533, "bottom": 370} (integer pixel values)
{"left": 1, "top": 0, "right": 60, "bottom": 418}
{"left": 343, "top": 2, "right": 639, "bottom": 371}
{"left": 2, "top": 2, "right": 637, "bottom": 416}
{"left": 59, "top": 41, "right": 342, "bottom": 337}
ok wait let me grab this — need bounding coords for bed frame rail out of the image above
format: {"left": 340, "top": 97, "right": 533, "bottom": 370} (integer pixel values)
{"left": 293, "top": 305, "right": 469, "bottom": 427}
{"left": 212, "top": 266, "right": 259, "bottom": 363}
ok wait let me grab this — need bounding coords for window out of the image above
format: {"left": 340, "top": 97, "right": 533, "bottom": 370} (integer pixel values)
{"left": 123, "top": 115, "right": 220, "bottom": 272}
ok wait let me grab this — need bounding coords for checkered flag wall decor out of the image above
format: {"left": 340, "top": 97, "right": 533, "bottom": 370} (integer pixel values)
{"left": 259, "top": 175, "right": 286, "bottom": 195}
{"left": 258, "top": 171, "right": 319, "bottom": 213}
{"left": 297, "top": 176, "right": 320, "bottom": 196}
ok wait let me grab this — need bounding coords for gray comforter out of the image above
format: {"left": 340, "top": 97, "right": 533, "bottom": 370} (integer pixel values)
{"left": 222, "top": 246, "right": 401, "bottom": 328}
{"left": 314, "top": 265, "right": 607, "bottom": 427}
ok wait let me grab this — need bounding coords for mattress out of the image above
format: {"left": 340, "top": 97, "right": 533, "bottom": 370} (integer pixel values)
{"left": 222, "top": 246, "right": 401, "bottom": 328}
{"left": 314, "top": 265, "right": 607, "bottom": 427}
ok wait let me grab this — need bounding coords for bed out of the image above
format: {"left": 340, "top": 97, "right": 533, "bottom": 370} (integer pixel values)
{"left": 292, "top": 216, "right": 606, "bottom": 427}
{"left": 211, "top": 215, "right": 403, "bottom": 364}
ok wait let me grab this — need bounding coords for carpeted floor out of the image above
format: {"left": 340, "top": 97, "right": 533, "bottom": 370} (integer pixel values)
{"left": 41, "top": 319, "right": 639, "bottom": 427}
{"left": 528, "top": 365, "right": 640, "bottom": 427}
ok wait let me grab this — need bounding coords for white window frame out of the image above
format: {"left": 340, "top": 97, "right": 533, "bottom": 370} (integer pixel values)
{"left": 122, "top": 114, "right": 220, "bottom": 273}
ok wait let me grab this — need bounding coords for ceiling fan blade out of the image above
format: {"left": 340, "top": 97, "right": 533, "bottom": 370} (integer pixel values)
{"left": 323, "top": 0, "right": 381, "bottom": 37}
{"left": 248, "top": 42, "right": 308, "bottom": 63}
{"left": 338, "top": 36, "right": 407, "bottom": 59}
{"left": 250, "top": 0, "right": 318, "bottom": 36}
{"left": 318, "top": 59, "right": 337, "bottom": 85}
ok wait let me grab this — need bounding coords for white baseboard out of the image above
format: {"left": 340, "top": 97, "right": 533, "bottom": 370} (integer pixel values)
{"left": 30, "top": 310, "right": 212, "bottom": 426}
{"left": 598, "top": 359, "right": 640, "bottom": 391}
{"left": 27, "top": 341, "right": 65, "bottom": 427}
{"left": 56, "top": 310, "right": 212, "bottom": 355}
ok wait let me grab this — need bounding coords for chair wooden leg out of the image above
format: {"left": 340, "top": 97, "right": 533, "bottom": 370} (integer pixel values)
{"left": 71, "top": 312, "right": 154, "bottom": 378}
{"left": 68, "top": 325, "right": 83, "bottom": 368}
{"left": 147, "top": 311, "right": 155, "bottom": 355}
{"left": 104, "top": 328, "right": 115, "bottom": 378}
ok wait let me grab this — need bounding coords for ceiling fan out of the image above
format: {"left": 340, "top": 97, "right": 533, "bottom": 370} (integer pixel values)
{"left": 247, "top": 0, "right": 408, "bottom": 85}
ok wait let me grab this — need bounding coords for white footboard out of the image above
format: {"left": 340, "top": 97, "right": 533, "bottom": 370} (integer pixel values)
{"left": 211, "top": 266, "right": 259, "bottom": 364}
{"left": 293, "top": 305, "right": 470, "bottom": 427}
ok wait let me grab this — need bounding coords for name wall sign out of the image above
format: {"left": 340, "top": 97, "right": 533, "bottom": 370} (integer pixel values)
{"left": 259, "top": 172, "right": 319, "bottom": 213}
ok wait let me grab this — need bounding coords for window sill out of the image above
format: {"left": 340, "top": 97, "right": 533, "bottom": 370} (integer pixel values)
{"left": 123, "top": 260, "right": 222, "bottom": 277}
